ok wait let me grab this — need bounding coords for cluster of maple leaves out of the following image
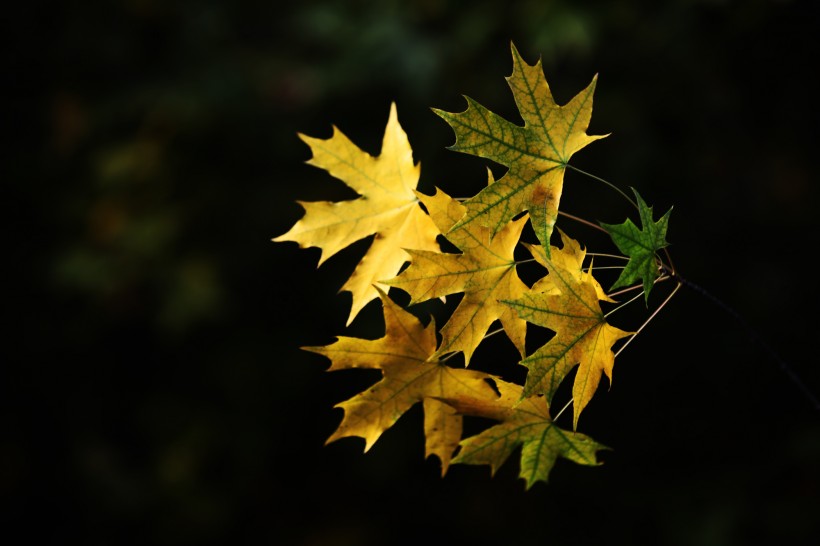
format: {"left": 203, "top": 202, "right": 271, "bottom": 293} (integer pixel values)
{"left": 274, "top": 43, "right": 672, "bottom": 488}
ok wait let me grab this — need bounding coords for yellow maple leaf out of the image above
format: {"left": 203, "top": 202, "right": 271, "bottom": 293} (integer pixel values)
{"left": 383, "top": 182, "right": 529, "bottom": 364}
{"left": 503, "top": 232, "right": 634, "bottom": 429}
{"left": 525, "top": 229, "right": 612, "bottom": 301}
{"left": 304, "top": 287, "right": 498, "bottom": 474}
{"left": 433, "top": 42, "right": 606, "bottom": 250}
{"left": 273, "top": 103, "right": 441, "bottom": 325}
{"left": 439, "top": 377, "right": 607, "bottom": 489}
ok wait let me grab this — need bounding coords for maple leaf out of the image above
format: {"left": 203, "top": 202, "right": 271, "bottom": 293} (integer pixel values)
{"left": 524, "top": 228, "right": 612, "bottom": 302}
{"left": 433, "top": 41, "right": 606, "bottom": 251}
{"left": 600, "top": 188, "right": 672, "bottom": 303}
{"left": 440, "top": 378, "right": 608, "bottom": 489}
{"left": 382, "top": 182, "right": 528, "bottom": 364}
{"left": 503, "top": 231, "right": 633, "bottom": 429}
{"left": 304, "top": 287, "right": 498, "bottom": 474}
{"left": 273, "top": 103, "right": 441, "bottom": 325}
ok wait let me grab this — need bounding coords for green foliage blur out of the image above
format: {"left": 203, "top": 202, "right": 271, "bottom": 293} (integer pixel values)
{"left": 8, "top": 1, "right": 819, "bottom": 544}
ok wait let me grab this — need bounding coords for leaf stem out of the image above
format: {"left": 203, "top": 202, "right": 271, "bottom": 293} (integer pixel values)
{"left": 607, "top": 282, "right": 648, "bottom": 300}
{"left": 552, "top": 397, "right": 574, "bottom": 422}
{"left": 587, "top": 252, "right": 630, "bottom": 261}
{"left": 614, "top": 281, "right": 681, "bottom": 359}
{"left": 566, "top": 164, "right": 638, "bottom": 210}
{"left": 605, "top": 287, "right": 648, "bottom": 319}
{"left": 586, "top": 265, "right": 630, "bottom": 272}
{"left": 439, "top": 327, "right": 504, "bottom": 363}
{"left": 558, "top": 210, "right": 609, "bottom": 233}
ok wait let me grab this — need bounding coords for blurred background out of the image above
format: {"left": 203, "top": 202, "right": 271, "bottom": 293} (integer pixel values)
{"left": 7, "top": 0, "right": 819, "bottom": 544}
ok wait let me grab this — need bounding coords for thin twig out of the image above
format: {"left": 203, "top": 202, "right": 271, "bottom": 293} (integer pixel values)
{"left": 661, "top": 266, "right": 820, "bottom": 411}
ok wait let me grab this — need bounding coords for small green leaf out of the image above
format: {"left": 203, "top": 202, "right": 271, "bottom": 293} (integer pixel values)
{"left": 600, "top": 188, "right": 672, "bottom": 304}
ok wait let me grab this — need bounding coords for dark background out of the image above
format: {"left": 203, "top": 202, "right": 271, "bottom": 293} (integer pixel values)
{"left": 7, "top": 1, "right": 819, "bottom": 544}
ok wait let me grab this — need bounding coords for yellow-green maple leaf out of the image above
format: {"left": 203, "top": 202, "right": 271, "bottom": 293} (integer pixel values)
{"left": 273, "top": 103, "right": 441, "bottom": 325}
{"left": 440, "top": 378, "right": 607, "bottom": 489}
{"left": 503, "top": 232, "right": 633, "bottom": 429}
{"left": 433, "top": 42, "right": 605, "bottom": 250}
{"left": 304, "top": 287, "right": 498, "bottom": 474}
{"left": 383, "top": 183, "right": 528, "bottom": 364}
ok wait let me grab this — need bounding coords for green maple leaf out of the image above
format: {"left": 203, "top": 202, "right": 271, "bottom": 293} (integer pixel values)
{"left": 432, "top": 41, "right": 606, "bottom": 251}
{"left": 600, "top": 188, "right": 672, "bottom": 303}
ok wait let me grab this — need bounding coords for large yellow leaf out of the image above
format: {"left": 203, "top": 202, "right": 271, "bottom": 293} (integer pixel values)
{"left": 433, "top": 42, "right": 606, "bottom": 250}
{"left": 304, "top": 287, "right": 498, "bottom": 474}
{"left": 503, "top": 232, "right": 633, "bottom": 429}
{"left": 383, "top": 184, "right": 528, "bottom": 364}
{"left": 273, "top": 103, "right": 441, "bottom": 325}
{"left": 441, "top": 378, "right": 607, "bottom": 489}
